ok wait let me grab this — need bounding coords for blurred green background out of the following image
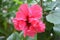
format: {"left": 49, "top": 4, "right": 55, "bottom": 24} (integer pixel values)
{"left": 0, "top": 0, "right": 60, "bottom": 40}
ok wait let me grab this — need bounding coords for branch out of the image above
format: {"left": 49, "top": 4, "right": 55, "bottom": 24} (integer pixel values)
{"left": 40, "top": 0, "right": 43, "bottom": 7}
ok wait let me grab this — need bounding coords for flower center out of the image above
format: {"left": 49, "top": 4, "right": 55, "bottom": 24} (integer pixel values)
{"left": 26, "top": 21, "right": 31, "bottom": 27}
{"left": 26, "top": 16, "right": 31, "bottom": 27}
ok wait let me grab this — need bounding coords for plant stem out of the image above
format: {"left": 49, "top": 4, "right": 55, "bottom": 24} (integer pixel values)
{"left": 40, "top": 0, "right": 43, "bottom": 7}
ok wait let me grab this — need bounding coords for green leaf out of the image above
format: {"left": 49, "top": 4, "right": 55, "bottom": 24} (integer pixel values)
{"left": 57, "top": 0, "right": 60, "bottom": 3}
{"left": 26, "top": 35, "right": 37, "bottom": 40}
{"left": 56, "top": 0, "right": 60, "bottom": 7}
{"left": 7, "top": 32, "right": 20, "bottom": 40}
{"left": 7, "top": 32, "right": 24, "bottom": 40}
{"left": 13, "top": 0, "right": 23, "bottom": 4}
{"left": 3, "top": 20, "right": 7, "bottom": 30}
{"left": 0, "top": 28, "right": 7, "bottom": 36}
{"left": 46, "top": 9, "right": 60, "bottom": 24}
{"left": 19, "top": 32, "right": 24, "bottom": 40}
{"left": 47, "top": 0, "right": 52, "bottom": 2}
{"left": 44, "top": 2, "right": 57, "bottom": 11}
{"left": 27, "top": 0, "right": 33, "bottom": 3}
{"left": 53, "top": 24, "right": 60, "bottom": 35}
{"left": 27, "top": 0, "right": 38, "bottom": 5}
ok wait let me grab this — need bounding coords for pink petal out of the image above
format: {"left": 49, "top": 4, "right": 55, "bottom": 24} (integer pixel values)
{"left": 13, "top": 19, "right": 26, "bottom": 31}
{"left": 39, "top": 21, "right": 45, "bottom": 32}
{"left": 23, "top": 27, "right": 28, "bottom": 37}
{"left": 16, "top": 11, "right": 26, "bottom": 21}
{"left": 34, "top": 21, "right": 45, "bottom": 33}
{"left": 23, "top": 26, "right": 36, "bottom": 37}
{"left": 27, "top": 26, "right": 36, "bottom": 37}
{"left": 19, "top": 21, "right": 26, "bottom": 30}
{"left": 29, "top": 4, "right": 42, "bottom": 19}
{"left": 19, "top": 4, "right": 29, "bottom": 16}
{"left": 29, "top": 18, "right": 45, "bottom": 32}
{"left": 29, "top": 18, "right": 39, "bottom": 26}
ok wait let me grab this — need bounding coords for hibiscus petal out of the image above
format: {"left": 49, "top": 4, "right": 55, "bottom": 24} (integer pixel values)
{"left": 29, "top": 18, "right": 39, "bottom": 26}
{"left": 13, "top": 19, "right": 26, "bottom": 31}
{"left": 23, "top": 26, "right": 36, "bottom": 37}
{"left": 16, "top": 11, "right": 26, "bottom": 21}
{"left": 29, "top": 18, "right": 45, "bottom": 32}
{"left": 29, "top": 4, "right": 42, "bottom": 19}
{"left": 39, "top": 21, "right": 45, "bottom": 32}
{"left": 34, "top": 21, "right": 45, "bottom": 33}
{"left": 19, "top": 4, "right": 29, "bottom": 16}
{"left": 19, "top": 20, "right": 26, "bottom": 30}
{"left": 27, "top": 26, "right": 36, "bottom": 37}
{"left": 13, "top": 19, "right": 20, "bottom": 31}
{"left": 23, "top": 27, "right": 28, "bottom": 37}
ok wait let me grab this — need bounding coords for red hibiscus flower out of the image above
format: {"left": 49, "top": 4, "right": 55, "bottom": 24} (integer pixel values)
{"left": 13, "top": 4, "right": 45, "bottom": 37}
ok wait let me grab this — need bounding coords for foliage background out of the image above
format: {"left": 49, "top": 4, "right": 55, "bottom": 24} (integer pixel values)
{"left": 0, "top": 0, "right": 60, "bottom": 40}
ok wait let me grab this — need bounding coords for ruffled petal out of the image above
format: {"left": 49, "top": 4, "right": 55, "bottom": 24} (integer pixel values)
{"left": 19, "top": 4, "right": 29, "bottom": 16}
{"left": 38, "top": 21, "right": 45, "bottom": 32}
{"left": 34, "top": 21, "right": 45, "bottom": 33}
{"left": 29, "top": 4, "right": 42, "bottom": 19}
{"left": 13, "top": 19, "right": 26, "bottom": 31}
{"left": 29, "top": 18, "right": 45, "bottom": 33}
{"left": 27, "top": 26, "right": 36, "bottom": 37}
{"left": 23, "top": 26, "right": 36, "bottom": 37}
{"left": 23, "top": 27, "right": 28, "bottom": 37}
{"left": 16, "top": 11, "right": 26, "bottom": 21}
{"left": 29, "top": 18, "right": 39, "bottom": 26}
